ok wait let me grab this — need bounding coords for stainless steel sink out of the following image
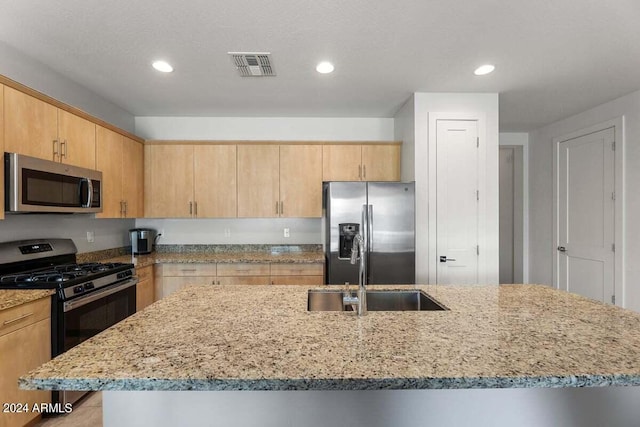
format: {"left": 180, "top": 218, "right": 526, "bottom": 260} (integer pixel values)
{"left": 307, "top": 289, "right": 448, "bottom": 311}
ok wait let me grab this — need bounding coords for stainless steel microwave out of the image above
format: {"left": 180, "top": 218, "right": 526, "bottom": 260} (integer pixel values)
{"left": 4, "top": 152, "right": 102, "bottom": 213}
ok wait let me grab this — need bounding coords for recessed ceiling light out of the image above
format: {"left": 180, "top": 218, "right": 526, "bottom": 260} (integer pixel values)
{"left": 474, "top": 64, "right": 495, "bottom": 76}
{"left": 152, "top": 60, "right": 174, "bottom": 73}
{"left": 316, "top": 62, "right": 335, "bottom": 74}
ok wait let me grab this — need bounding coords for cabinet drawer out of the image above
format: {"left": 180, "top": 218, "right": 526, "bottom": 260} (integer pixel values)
{"left": 270, "top": 263, "right": 323, "bottom": 276}
{"left": 0, "top": 297, "right": 50, "bottom": 338}
{"left": 161, "top": 263, "right": 217, "bottom": 277}
{"left": 136, "top": 265, "right": 153, "bottom": 281}
{"left": 217, "top": 263, "right": 270, "bottom": 276}
{"left": 217, "top": 276, "right": 271, "bottom": 286}
{"left": 271, "top": 275, "right": 325, "bottom": 286}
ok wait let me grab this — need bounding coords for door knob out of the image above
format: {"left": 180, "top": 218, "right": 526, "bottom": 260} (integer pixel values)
{"left": 557, "top": 246, "right": 567, "bottom": 252}
{"left": 439, "top": 256, "right": 456, "bottom": 263}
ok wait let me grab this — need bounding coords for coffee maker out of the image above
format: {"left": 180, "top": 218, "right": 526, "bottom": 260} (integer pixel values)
{"left": 129, "top": 228, "right": 157, "bottom": 255}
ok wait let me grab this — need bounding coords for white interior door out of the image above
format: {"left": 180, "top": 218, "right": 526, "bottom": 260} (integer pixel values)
{"left": 557, "top": 128, "right": 615, "bottom": 303}
{"left": 436, "top": 120, "right": 479, "bottom": 284}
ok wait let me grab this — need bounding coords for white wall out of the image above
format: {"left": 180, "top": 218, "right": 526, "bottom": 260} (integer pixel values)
{"left": 394, "top": 96, "right": 416, "bottom": 182}
{"left": 0, "top": 215, "right": 134, "bottom": 253}
{"left": 0, "top": 41, "right": 135, "bottom": 133}
{"left": 403, "top": 93, "right": 499, "bottom": 284}
{"left": 499, "top": 132, "right": 530, "bottom": 283}
{"left": 135, "top": 117, "right": 394, "bottom": 141}
{"left": 529, "top": 89, "right": 640, "bottom": 310}
{"left": 135, "top": 218, "right": 321, "bottom": 245}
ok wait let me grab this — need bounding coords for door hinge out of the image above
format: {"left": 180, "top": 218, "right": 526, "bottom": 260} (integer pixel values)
{"left": 611, "top": 192, "right": 616, "bottom": 201}
{"left": 476, "top": 245, "right": 479, "bottom": 255}
{"left": 476, "top": 190, "right": 479, "bottom": 201}
{"left": 612, "top": 243, "right": 615, "bottom": 252}
{"left": 476, "top": 137, "right": 479, "bottom": 148}
{"left": 611, "top": 295, "right": 616, "bottom": 304}
{"left": 612, "top": 140, "right": 616, "bottom": 151}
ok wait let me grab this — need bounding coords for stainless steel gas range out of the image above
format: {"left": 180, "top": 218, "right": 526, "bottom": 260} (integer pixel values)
{"left": 0, "top": 238, "right": 137, "bottom": 407}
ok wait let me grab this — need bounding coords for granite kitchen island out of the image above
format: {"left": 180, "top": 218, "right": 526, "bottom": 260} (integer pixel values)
{"left": 20, "top": 284, "right": 640, "bottom": 427}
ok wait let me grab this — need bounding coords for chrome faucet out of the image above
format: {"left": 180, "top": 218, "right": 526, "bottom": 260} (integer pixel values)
{"left": 343, "top": 234, "right": 367, "bottom": 315}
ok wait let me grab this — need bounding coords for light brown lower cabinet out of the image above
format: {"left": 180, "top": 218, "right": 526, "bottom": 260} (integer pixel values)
{"left": 0, "top": 297, "right": 51, "bottom": 427}
{"left": 136, "top": 265, "right": 155, "bottom": 311}
{"left": 156, "top": 262, "right": 325, "bottom": 299}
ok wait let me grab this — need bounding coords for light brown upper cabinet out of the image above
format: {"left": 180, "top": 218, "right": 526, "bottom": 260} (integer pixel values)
{"left": 96, "top": 127, "right": 144, "bottom": 218}
{"left": 0, "top": 84, "right": 4, "bottom": 221}
{"left": 237, "top": 144, "right": 323, "bottom": 218}
{"left": 322, "top": 143, "right": 400, "bottom": 181}
{"left": 4, "top": 87, "right": 96, "bottom": 169}
{"left": 122, "top": 137, "right": 144, "bottom": 218}
{"left": 237, "top": 145, "right": 280, "bottom": 217}
{"left": 145, "top": 144, "right": 237, "bottom": 218}
{"left": 279, "top": 145, "right": 322, "bottom": 217}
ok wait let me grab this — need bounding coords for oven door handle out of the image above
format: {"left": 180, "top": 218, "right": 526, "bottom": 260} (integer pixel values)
{"left": 63, "top": 278, "right": 138, "bottom": 312}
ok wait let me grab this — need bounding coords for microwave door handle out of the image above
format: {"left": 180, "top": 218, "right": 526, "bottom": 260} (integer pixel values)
{"left": 79, "top": 178, "right": 93, "bottom": 208}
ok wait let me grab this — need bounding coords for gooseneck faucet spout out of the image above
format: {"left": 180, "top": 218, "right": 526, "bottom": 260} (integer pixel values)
{"left": 346, "top": 234, "right": 367, "bottom": 316}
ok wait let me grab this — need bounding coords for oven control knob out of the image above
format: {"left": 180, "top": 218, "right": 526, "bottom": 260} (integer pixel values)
{"left": 73, "top": 285, "right": 84, "bottom": 294}
{"left": 84, "top": 282, "right": 95, "bottom": 290}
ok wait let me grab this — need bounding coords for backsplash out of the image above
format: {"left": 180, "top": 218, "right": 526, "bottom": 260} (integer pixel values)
{"left": 156, "top": 244, "right": 322, "bottom": 254}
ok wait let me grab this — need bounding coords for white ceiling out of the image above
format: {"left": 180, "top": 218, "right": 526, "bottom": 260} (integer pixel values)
{"left": 0, "top": 0, "right": 639, "bottom": 131}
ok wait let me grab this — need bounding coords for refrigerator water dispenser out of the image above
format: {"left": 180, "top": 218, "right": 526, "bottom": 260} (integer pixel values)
{"left": 338, "top": 223, "right": 360, "bottom": 259}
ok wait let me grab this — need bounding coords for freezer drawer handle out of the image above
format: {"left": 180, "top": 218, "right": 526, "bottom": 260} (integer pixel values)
{"left": 557, "top": 246, "right": 567, "bottom": 252}
{"left": 439, "top": 256, "right": 456, "bottom": 263}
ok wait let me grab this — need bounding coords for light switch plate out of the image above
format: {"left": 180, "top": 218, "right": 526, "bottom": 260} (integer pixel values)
{"left": 86, "top": 231, "right": 95, "bottom": 243}
{"left": 284, "top": 228, "right": 290, "bottom": 238}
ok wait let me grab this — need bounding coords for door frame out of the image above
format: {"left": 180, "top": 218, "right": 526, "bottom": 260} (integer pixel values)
{"left": 428, "top": 112, "right": 487, "bottom": 284}
{"left": 499, "top": 145, "right": 525, "bottom": 283}
{"left": 552, "top": 117, "right": 625, "bottom": 306}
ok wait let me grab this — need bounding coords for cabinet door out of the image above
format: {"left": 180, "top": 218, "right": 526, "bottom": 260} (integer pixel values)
{"left": 279, "top": 145, "right": 322, "bottom": 217}
{"left": 0, "top": 84, "right": 4, "bottom": 221}
{"left": 361, "top": 144, "right": 401, "bottom": 181}
{"left": 96, "top": 126, "right": 124, "bottom": 218}
{"left": 145, "top": 144, "right": 194, "bottom": 218}
{"left": 136, "top": 266, "right": 154, "bottom": 310}
{"left": 194, "top": 145, "right": 237, "bottom": 218}
{"left": 4, "top": 86, "right": 58, "bottom": 161}
{"left": 58, "top": 109, "right": 96, "bottom": 169}
{"left": 217, "top": 276, "right": 270, "bottom": 286}
{"left": 322, "top": 145, "right": 362, "bottom": 181}
{"left": 237, "top": 145, "right": 280, "bottom": 217}
{"left": 0, "top": 318, "right": 50, "bottom": 427}
{"left": 122, "top": 137, "right": 144, "bottom": 218}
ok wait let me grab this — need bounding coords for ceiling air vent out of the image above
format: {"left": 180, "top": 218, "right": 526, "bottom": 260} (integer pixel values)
{"left": 228, "top": 52, "right": 275, "bottom": 77}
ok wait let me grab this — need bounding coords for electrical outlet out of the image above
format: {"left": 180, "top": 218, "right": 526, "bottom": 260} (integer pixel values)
{"left": 224, "top": 228, "right": 231, "bottom": 237}
{"left": 86, "top": 231, "right": 95, "bottom": 243}
{"left": 284, "top": 228, "right": 290, "bottom": 238}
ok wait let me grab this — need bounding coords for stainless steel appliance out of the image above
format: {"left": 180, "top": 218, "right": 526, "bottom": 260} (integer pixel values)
{"left": 4, "top": 152, "right": 102, "bottom": 213}
{"left": 129, "top": 228, "right": 157, "bottom": 255}
{"left": 324, "top": 182, "right": 415, "bottom": 285}
{"left": 0, "top": 239, "right": 136, "bottom": 408}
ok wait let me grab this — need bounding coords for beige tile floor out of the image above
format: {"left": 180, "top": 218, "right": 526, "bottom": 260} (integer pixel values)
{"left": 34, "top": 392, "right": 102, "bottom": 427}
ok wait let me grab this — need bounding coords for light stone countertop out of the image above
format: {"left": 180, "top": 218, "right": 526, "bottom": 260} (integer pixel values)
{"left": 0, "top": 289, "right": 54, "bottom": 312}
{"left": 105, "top": 251, "right": 325, "bottom": 269}
{"left": 20, "top": 284, "right": 640, "bottom": 391}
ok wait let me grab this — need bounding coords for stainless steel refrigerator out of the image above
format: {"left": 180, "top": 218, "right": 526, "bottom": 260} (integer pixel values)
{"left": 324, "top": 181, "right": 415, "bottom": 285}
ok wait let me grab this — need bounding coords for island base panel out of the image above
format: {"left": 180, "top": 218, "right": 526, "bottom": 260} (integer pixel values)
{"left": 103, "top": 387, "right": 640, "bottom": 427}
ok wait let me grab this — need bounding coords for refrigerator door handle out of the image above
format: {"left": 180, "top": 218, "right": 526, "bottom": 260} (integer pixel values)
{"left": 368, "top": 204, "right": 373, "bottom": 253}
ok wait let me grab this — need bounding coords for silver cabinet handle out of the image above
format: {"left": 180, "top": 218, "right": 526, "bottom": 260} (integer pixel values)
{"left": 189, "top": 201, "right": 193, "bottom": 216}
{"left": 53, "top": 139, "right": 60, "bottom": 160}
{"left": 2, "top": 312, "right": 34, "bottom": 326}
{"left": 194, "top": 201, "right": 198, "bottom": 217}
{"left": 363, "top": 165, "right": 366, "bottom": 179}
{"left": 557, "top": 246, "right": 567, "bottom": 252}
{"left": 358, "top": 165, "right": 362, "bottom": 179}
{"left": 120, "top": 200, "right": 125, "bottom": 217}
{"left": 275, "top": 201, "right": 279, "bottom": 214}
{"left": 439, "top": 256, "right": 456, "bottom": 262}
{"left": 61, "top": 140, "right": 68, "bottom": 159}
{"left": 124, "top": 200, "right": 128, "bottom": 217}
